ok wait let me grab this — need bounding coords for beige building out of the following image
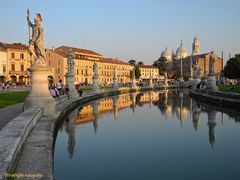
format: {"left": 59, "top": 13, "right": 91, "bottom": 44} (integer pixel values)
{"left": 0, "top": 43, "right": 31, "bottom": 84}
{"left": 46, "top": 45, "right": 157, "bottom": 85}
{"left": 138, "top": 65, "right": 159, "bottom": 83}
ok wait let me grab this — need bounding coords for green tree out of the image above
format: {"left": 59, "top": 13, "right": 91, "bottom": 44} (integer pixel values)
{"left": 138, "top": 61, "right": 144, "bottom": 65}
{"left": 135, "top": 66, "right": 141, "bottom": 79}
{"left": 153, "top": 57, "right": 170, "bottom": 75}
{"left": 129, "top": 66, "right": 141, "bottom": 80}
{"left": 224, "top": 54, "right": 240, "bottom": 81}
{"left": 128, "top": 59, "right": 136, "bottom": 65}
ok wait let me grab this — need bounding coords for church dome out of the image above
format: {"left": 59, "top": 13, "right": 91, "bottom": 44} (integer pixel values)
{"left": 161, "top": 47, "right": 172, "bottom": 61}
{"left": 176, "top": 40, "right": 188, "bottom": 59}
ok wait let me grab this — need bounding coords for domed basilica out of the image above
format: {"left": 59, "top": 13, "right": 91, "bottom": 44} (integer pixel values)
{"left": 159, "top": 35, "right": 223, "bottom": 79}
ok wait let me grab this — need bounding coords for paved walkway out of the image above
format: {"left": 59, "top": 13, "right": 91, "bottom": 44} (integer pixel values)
{"left": 0, "top": 103, "right": 24, "bottom": 131}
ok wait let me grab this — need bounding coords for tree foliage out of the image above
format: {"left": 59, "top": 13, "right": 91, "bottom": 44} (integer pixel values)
{"left": 128, "top": 59, "right": 136, "bottom": 65}
{"left": 135, "top": 66, "right": 141, "bottom": 79}
{"left": 153, "top": 57, "right": 170, "bottom": 75}
{"left": 129, "top": 66, "right": 141, "bottom": 80}
{"left": 224, "top": 54, "right": 240, "bottom": 79}
{"left": 138, "top": 61, "right": 144, "bottom": 65}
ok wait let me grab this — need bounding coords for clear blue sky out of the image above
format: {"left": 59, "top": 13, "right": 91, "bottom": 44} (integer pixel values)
{"left": 0, "top": 0, "right": 239, "bottom": 65}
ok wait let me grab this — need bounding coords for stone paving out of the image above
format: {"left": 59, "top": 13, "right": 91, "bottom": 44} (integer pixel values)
{"left": 0, "top": 103, "right": 24, "bottom": 131}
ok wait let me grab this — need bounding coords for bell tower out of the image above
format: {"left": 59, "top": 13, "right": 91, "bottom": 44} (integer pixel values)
{"left": 192, "top": 35, "right": 200, "bottom": 55}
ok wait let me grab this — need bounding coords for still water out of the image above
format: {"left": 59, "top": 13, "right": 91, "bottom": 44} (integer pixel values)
{"left": 54, "top": 90, "right": 240, "bottom": 180}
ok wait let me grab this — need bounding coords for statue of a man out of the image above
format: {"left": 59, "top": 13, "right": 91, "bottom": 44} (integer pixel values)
{"left": 132, "top": 67, "right": 135, "bottom": 79}
{"left": 67, "top": 49, "right": 74, "bottom": 75}
{"left": 27, "top": 13, "right": 45, "bottom": 64}
{"left": 93, "top": 61, "right": 98, "bottom": 77}
{"left": 209, "top": 51, "right": 215, "bottom": 73}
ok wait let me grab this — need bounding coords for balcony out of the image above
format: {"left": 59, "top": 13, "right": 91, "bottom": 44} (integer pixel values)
{"left": 9, "top": 71, "right": 28, "bottom": 75}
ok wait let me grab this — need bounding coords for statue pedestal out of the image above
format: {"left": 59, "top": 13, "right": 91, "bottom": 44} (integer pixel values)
{"left": 131, "top": 78, "right": 137, "bottom": 89}
{"left": 112, "top": 77, "right": 119, "bottom": 90}
{"left": 179, "top": 77, "right": 184, "bottom": 83}
{"left": 149, "top": 78, "right": 154, "bottom": 88}
{"left": 207, "top": 74, "right": 218, "bottom": 91}
{"left": 24, "top": 66, "right": 55, "bottom": 116}
{"left": 92, "top": 76, "right": 100, "bottom": 93}
{"left": 164, "top": 77, "right": 168, "bottom": 87}
{"left": 191, "top": 76, "right": 201, "bottom": 90}
{"left": 65, "top": 73, "right": 79, "bottom": 99}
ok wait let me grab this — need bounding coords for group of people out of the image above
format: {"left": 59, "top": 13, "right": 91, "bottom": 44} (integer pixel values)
{"left": 49, "top": 79, "right": 83, "bottom": 98}
{"left": 1, "top": 83, "right": 10, "bottom": 91}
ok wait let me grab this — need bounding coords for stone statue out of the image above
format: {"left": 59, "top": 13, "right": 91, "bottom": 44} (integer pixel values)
{"left": 93, "top": 61, "right": 98, "bottom": 78}
{"left": 67, "top": 49, "right": 74, "bottom": 75}
{"left": 27, "top": 12, "right": 45, "bottom": 65}
{"left": 209, "top": 51, "right": 215, "bottom": 73}
{"left": 132, "top": 67, "right": 135, "bottom": 79}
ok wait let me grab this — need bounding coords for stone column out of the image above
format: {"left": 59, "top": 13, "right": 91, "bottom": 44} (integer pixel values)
{"left": 164, "top": 71, "right": 168, "bottom": 87}
{"left": 179, "top": 56, "right": 184, "bottom": 83}
{"left": 112, "top": 96, "right": 119, "bottom": 119}
{"left": 149, "top": 71, "right": 154, "bottom": 88}
{"left": 112, "top": 66, "right": 119, "bottom": 90}
{"left": 65, "top": 49, "right": 79, "bottom": 99}
{"left": 206, "top": 51, "right": 218, "bottom": 91}
{"left": 24, "top": 66, "right": 56, "bottom": 116}
{"left": 24, "top": 12, "right": 55, "bottom": 116}
{"left": 92, "top": 100, "right": 99, "bottom": 133}
{"left": 207, "top": 109, "right": 217, "bottom": 148}
{"left": 92, "top": 61, "right": 100, "bottom": 93}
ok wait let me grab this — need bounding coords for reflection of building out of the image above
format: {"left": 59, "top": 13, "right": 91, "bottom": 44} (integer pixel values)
{"left": 74, "top": 92, "right": 160, "bottom": 125}
{"left": 0, "top": 42, "right": 31, "bottom": 84}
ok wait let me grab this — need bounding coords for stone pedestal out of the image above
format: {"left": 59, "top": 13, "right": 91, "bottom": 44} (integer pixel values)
{"left": 92, "top": 77, "right": 100, "bottom": 93}
{"left": 149, "top": 77, "right": 154, "bottom": 88}
{"left": 207, "top": 75, "right": 218, "bottom": 91}
{"left": 164, "top": 77, "right": 168, "bottom": 87}
{"left": 179, "top": 77, "right": 184, "bottom": 83}
{"left": 191, "top": 76, "right": 201, "bottom": 90}
{"left": 65, "top": 73, "right": 79, "bottom": 99}
{"left": 112, "top": 77, "right": 119, "bottom": 90}
{"left": 131, "top": 78, "right": 137, "bottom": 89}
{"left": 24, "top": 66, "right": 55, "bottom": 116}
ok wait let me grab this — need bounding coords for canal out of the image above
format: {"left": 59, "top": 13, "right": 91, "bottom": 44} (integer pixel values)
{"left": 54, "top": 90, "right": 240, "bottom": 180}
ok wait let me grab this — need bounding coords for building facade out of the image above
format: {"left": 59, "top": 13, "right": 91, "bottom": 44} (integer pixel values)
{"left": 46, "top": 45, "right": 157, "bottom": 85}
{"left": 0, "top": 43, "right": 31, "bottom": 84}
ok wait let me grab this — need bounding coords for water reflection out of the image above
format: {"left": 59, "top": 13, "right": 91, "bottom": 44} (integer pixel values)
{"left": 59, "top": 90, "right": 240, "bottom": 159}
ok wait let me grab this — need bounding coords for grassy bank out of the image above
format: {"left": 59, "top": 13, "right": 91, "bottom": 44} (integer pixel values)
{"left": 0, "top": 91, "right": 29, "bottom": 108}
{"left": 218, "top": 85, "right": 240, "bottom": 93}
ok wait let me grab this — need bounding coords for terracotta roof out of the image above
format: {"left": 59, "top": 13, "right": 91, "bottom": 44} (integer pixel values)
{"left": 184, "top": 52, "right": 222, "bottom": 60}
{"left": 0, "top": 42, "right": 28, "bottom": 51}
{"left": 54, "top": 45, "right": 102, "bottom": 57}
{"left": 101, "top": 58, "right": 130, "bottom": 65}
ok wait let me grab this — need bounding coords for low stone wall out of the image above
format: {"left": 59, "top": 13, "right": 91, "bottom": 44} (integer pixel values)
{"left": 0, "top": 106, "right": 42, "bottom": 179}
{"left": 189, "top": 90, "right": 240, "bottom": 111}
{"left": 54, "top": 94, "right": 69, "bottom": 106}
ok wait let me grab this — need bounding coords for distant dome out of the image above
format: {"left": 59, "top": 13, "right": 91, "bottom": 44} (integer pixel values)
{"left": 161, "top": 47, "right": 172, "bottom": 61}
{"left": 176, "top": 40, "right": 188, "bottom": 59}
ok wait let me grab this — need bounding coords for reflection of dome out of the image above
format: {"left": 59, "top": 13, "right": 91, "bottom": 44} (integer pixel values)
{"left": 176, "top": 107, "right": 189, "bottom": 121}
{"left": 176, "top": 40, "right": 188, "bottom": 59}
{"left": 161, "top": 47, "right": 172, "bottom": 61}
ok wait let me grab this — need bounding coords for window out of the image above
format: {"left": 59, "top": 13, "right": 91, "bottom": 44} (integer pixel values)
{"left": 11, "top": 64, "right": 15, "bottom": 71}
{"left": 77, "top": 69, "right": 79, "bottom": 75}
{"left": 3, "top": 66, "right": 6, "bottom": 73}
{"left": 58, "top": 60, "right": 60, "bottom": 66}
{"left": 11, "top": 53, "right": 15, "bottom": 59}
{"left": 58, "top": 68, "right": 60, "bottom": 74}
{"left": 20, "top": 64, "right": 24, "bottom": 71}
{"left": 20, "top": 53, "right": 24, "bottom": 59}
